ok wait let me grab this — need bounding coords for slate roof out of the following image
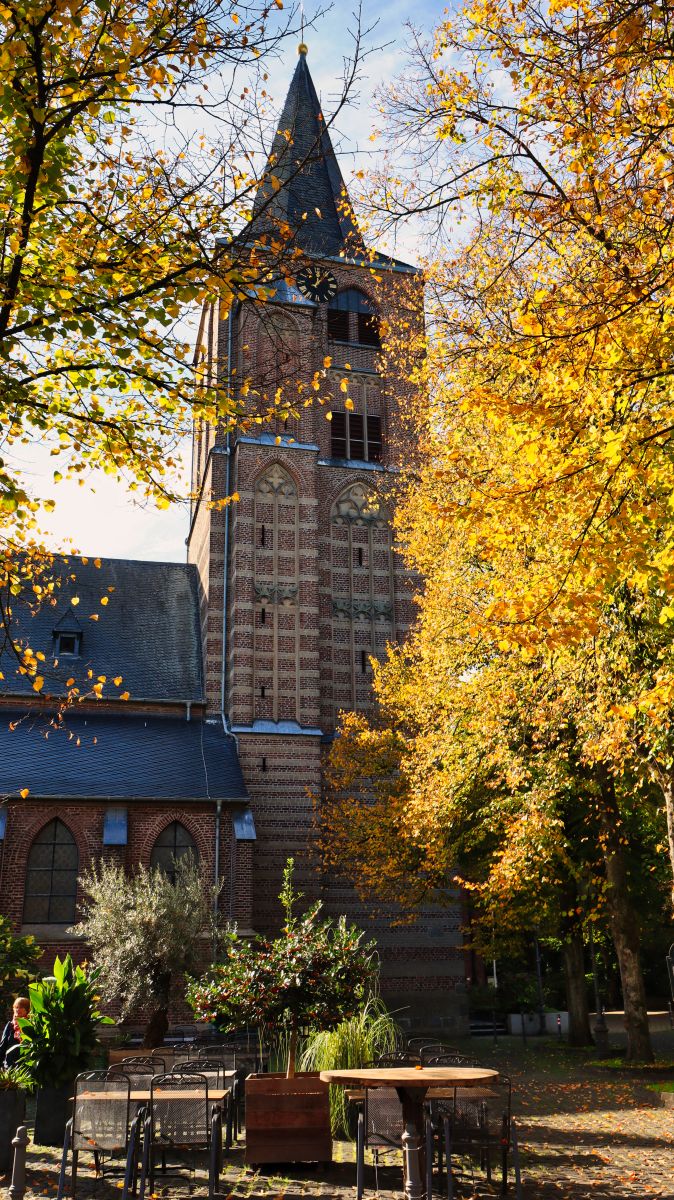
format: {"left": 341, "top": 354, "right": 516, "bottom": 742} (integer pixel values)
{"left": 252, "top": 48, "right": 365, "bottom": 257}
{"left": 1, "top": 556, "right": 204, "bottom": 703}
{"left": 0, "top": 711, "right": 248, "bottom": 801}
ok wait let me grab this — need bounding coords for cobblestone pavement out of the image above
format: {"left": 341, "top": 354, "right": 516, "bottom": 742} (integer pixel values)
{"left": 7, "top": 1046, "right": 674, "bottom": 1200}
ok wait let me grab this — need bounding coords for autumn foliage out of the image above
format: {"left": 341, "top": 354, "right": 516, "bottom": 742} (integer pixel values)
{"left": 322, "top": 0, "right": 674, "bottom": 1063}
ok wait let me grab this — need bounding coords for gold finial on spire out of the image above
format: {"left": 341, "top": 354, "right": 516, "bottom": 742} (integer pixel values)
{"left": 298, "top": 41, "right": 308, "bottom": 54}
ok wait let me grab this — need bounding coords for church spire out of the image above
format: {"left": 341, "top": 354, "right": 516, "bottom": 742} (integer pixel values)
{"left": 252, "top": 46, "right": 364, "bottom": 257}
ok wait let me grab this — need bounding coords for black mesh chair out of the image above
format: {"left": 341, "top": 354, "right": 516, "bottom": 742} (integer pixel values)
{"left": 355, "top": 1086, "right": 404, "bottom": 1200}
{"left": 120, "top": 1055, "right": 166, "bottom": 1074}
{"left": 57, "top": 1071, "right": 139, "bottom": 1199}
{"left": 419, "top": 1043, "right": 463, "bottom": 1065}
{"left": 171, "top": 1060, "right": 234, "bottom": 1147}
{"left": 138, "top": 1072, "right": 222, "bottom": 1200}
{"left": 197, "top": 1047, "right": 242, "bottom": 1137}
{"left": 197, "top": 1046, "right": 237, "bottom": 1070}
{"left": 423, "top": 1052, "right": 489, "bottom": 1194}
{"left": 433, "top": 1076, "right": 522, "bottom": 1199}
{"left": 374, "top": 1051, "right": 420, "bottom": 1066}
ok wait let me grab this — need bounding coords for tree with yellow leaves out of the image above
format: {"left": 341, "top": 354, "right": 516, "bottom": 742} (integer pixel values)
{"left": 320, "top": 0, "right": 674, "bottom": 1061}
{"left": 365, "top": 0, "right": 674, "bottom": 893}
{"left": 0, "top": 0, "right": 367, "bottom": 695}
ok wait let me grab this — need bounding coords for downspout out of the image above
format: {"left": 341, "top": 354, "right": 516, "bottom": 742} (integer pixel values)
{"left": 213, "top": 796, "right": 223, "bottom": 957}
{"left": 220, "top": 301, "right": 235, "bottom": 718}
{"left": 215, "top": 301, "right": 235, "bottom": 946}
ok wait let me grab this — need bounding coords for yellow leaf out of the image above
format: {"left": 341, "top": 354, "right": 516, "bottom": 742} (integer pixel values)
{"left": 20, "top": 788, "right": 29, "bottom": 799}
{"left": 32, "top": 676, "right": 44, "bottom": 692}
{"left": 119, "top": 691, "right": 130, "bottom": 701}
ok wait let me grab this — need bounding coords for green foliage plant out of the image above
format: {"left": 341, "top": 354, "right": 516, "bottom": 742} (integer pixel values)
{"left": 18, "top": 954, "right": 112, "bottom": 1089}
{"left": 0, "top": 1064, "right": 33, "bottom": 1092}
{"left": 0, "top": 914, "right": 41, "bottom": 1010}
{"left": 299, "top": 995, "right": 402, "bottom": 1136}
{"left": 188, "top": 859, "right": 377, "bottom": 1078}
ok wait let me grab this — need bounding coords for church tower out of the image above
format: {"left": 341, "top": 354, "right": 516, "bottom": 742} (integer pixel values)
{"left": 188, "top": 48, "right": 467, "bottom": 1026}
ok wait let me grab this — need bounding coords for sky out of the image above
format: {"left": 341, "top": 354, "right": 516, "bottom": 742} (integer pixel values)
{"left": 31, "top": 0, "right": 449, "bottom": 564}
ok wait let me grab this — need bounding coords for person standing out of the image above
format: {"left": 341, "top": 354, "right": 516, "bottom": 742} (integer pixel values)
{"left": 0, "top": 997, "right": 30, "bottom": 1067}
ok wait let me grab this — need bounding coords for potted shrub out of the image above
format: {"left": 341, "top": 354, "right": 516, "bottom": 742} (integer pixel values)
{"left": 0, "top": 1065, "right": 31, "bottom": 1171}
{"left": 18, "top": 954, "right": 113, "bottom": 1146}
{"left": 187, "top": 859, "right": 376, "bottom": 1165}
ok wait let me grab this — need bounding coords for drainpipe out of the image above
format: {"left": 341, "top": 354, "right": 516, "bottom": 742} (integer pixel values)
{"left": 215, "top": 302, "right": 235, "bottom": 954}
{"left": 213, "top": 797, "right": 223, "bottom": 958}
{"left": 219, "top": 301, "right": 236, "bottom": 719}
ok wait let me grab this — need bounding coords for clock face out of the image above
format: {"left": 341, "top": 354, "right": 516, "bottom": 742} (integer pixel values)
{"left": 296, "top": 264, "right": 338, "bottom": 303}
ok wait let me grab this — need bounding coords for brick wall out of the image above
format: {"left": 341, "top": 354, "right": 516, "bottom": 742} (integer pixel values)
{"left": 0, "top": 797, "right": 251, "bottom": 1019}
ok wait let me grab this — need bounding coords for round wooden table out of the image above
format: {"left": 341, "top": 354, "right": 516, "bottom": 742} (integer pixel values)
{"left": 320, "top": 1066, "right": 499, "bottom": 1200}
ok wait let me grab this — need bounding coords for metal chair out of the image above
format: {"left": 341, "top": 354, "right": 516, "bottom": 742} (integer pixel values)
{"left": 434, "top": 1075, "right": 521, "bottom": 1199}
{"left": 171, "top": 1060, "right": 234, "bottom": 1147}
{"left": 419, "top": 1043, "right": 463, "bottom": 1064}
{"left": 137, "top": 1072, "right": 222, "bottom": 1200}
{"left": 426, "top": 1052, "right": 477, "bottom": 1067}
{"left": 197, "top": 1047, "right": 242, "bottom": 1137}
{"left": 356, "top": 1086, "right": 404, "bottom": 1200}
{"left": 57, "top": 1071, "right": 139, "bottom": 1199}
{"left": 197, "top": 1046, "right": 237, "bottom": 1069}
{"left": 120, "top": 1055, "right": 165, "bottom": 1074}
{"left": 374, "top": 1051, "right": 421, "bottom": 1066}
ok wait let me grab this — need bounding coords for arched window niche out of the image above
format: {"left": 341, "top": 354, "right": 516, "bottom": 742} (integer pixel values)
{"left": 150, "top": 821, "right": 198, "bottom": 884}
{"left": 23, "top": 819, "right": 78, "bottom": 924}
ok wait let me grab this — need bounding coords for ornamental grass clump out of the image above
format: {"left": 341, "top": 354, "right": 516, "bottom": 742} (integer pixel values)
{"left": 187, "top": 859, "right": 377, "bottom": 1079}
{"left": 300, "top": 995, "right": 402, "bottom": 1136}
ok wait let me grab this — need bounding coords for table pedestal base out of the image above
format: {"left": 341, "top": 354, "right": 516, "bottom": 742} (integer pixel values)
{"left": 397, "top": 1087, "right": 428, "bottom": 1200}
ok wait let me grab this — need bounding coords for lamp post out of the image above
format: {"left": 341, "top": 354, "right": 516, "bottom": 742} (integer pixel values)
{"left": 533, "top": 934, "right": 546, "bottom": 1035}
{"left": 588, "top": 921, "right": 609, "bottom": 1055}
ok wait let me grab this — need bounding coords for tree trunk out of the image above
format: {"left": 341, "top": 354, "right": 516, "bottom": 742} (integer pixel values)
{"left": 598, "top": 773, "right": 653, "bottom": 1062}
{"left": 143, "top": 1004, "right": 169, "bottom": 1049}
{"left": 562, "top": 929, "right": 593, "bottom": 1046}
{"left": 286, "top": 1026, "right": 297, "bottom": 1080}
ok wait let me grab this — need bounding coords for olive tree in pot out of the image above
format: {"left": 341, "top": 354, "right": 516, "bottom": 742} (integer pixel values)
{"left": 188, "top": 859, "right": 376, "bottom": 1166}
{"left": 18, "top": 955, "right": 113, "bottom": 1146}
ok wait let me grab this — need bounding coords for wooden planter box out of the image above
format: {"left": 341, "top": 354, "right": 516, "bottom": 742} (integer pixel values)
{"left": 244, "top": 1072, "right": 332, "bottom": 1166}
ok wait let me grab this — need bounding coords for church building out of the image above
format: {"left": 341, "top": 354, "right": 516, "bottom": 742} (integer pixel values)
{"left": 0, "top": 48, "right": 467, "bottom": 1031}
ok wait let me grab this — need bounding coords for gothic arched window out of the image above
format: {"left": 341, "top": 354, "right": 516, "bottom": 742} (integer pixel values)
{"left": 254, "top": 464, "right": 300, "bottom": 722}
{"left": 330, "top": 483, "right": 394, "bottom": 717}
{"left": 327, "top": 289, "right": 380, "bottom": 347}
{"left": 150, "top": 822, "right": 198, "bottom": 883}
{"left": 23, "top": 819, "right": 78, "bottom": 924}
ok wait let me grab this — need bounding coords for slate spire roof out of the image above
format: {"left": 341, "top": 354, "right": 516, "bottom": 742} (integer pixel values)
{"left": 252, "top": 45, "right": 364, "bottom": 258}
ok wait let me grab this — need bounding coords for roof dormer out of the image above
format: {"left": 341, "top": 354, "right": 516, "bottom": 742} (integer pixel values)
{"left": 52, "top": 607, "right": 83, "bottom": 658}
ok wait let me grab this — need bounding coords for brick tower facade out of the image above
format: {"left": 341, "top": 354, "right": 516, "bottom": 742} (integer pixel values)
{"left": 188, "top": 48, "right": 467, "bottom": 1028}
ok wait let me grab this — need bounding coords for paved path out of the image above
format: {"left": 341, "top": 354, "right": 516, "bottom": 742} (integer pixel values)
{"left": 7, "top": 1056, "right": 674, "bottom": 1199}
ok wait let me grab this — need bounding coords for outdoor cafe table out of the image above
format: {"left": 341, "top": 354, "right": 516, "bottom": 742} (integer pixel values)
{"left": 320, "top": 1066, "right": 499, "bottom": 1200}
